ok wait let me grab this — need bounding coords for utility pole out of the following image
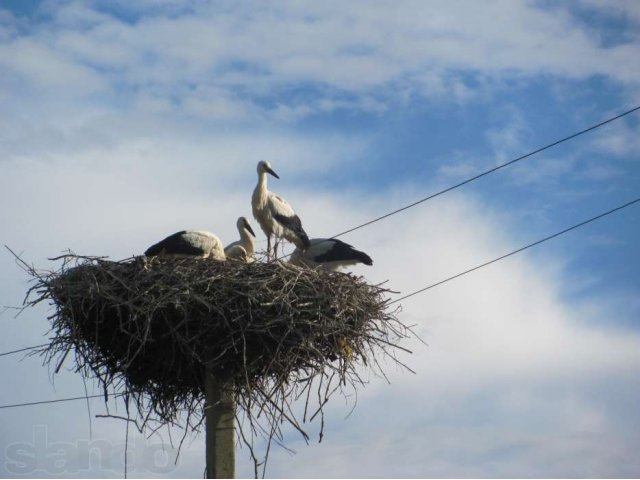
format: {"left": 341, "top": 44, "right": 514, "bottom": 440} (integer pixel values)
{"left": 205, "top": 371, "right": 235, "bottom": 478}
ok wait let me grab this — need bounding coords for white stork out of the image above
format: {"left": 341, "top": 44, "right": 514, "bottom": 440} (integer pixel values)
{"left": 223, "top": 244, "right": 249, "bottom": 262}
{"left": 144, "top": 230, "right": 226, "bottom": 261}
{"left": 252, "top": 160, "right": 310, "bottom": 259}
{"left": 224, "top": 216, "right": 256, "bottom": 261}
{"left": 289, "top": 238, "right": 372, "bottom": 271}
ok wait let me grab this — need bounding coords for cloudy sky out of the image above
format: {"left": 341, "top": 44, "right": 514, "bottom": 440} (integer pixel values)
{"left": 1, "top": 0, "right": 640, "bottom": 477}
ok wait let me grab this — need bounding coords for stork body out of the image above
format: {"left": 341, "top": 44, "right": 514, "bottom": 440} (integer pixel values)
{"left": 289, "top": 238, "right": 372, "bottom": 271}
{"left": 145, "top": 230, "right": 226, "bottom": 261}
{"left": 224, "top": 217, "right": 256, "bottom": 262}
{"left": 252, "top": 160, "right": 309, "bottom": 259}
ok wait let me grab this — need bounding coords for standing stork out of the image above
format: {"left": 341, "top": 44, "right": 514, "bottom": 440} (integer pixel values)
{"left": 224, "top": 216, "right": 256, "bottom": 262}
{"left": 145, "top": 230, "right": 226, "bottom": 261}
{"left": 289, "top": 238, "right": 372, "bottom": 271}
{"left": 252, "top": 160, "right": 310, "bottom": 259}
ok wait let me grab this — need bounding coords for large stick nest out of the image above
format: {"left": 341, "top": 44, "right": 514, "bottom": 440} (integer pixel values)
{"left": 24, "top": 254, "right": 411, "bottom": 472}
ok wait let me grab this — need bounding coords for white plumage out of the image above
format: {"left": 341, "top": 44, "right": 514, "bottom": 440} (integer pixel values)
{"left": 289, "top": 238, "right": 373, "bottom": 271}
{"left": 252, "top": 160, "right": 310, "bottom": 258}
{"left": 224, "top": 217, "right": 256, "bottom": 262}
{"left": 145, "top": 230, "right": 226, "bottom": 261}
{"left": 224, "top": 244, "right": 249, "bottom": 262}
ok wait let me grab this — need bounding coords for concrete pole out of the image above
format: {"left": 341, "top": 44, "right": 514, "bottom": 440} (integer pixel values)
{"left": 205, "top": 371, "right": 235, "bottom": 478}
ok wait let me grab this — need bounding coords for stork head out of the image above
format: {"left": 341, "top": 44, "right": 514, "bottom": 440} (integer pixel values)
{"left": 257, "top": 160, "right": 279, "bottom": 179}
{"left": 237, "top": 216, "right": 256, "bottom": 237}
{"left": 226, "top": 244, "right": 248, "bottom": 262}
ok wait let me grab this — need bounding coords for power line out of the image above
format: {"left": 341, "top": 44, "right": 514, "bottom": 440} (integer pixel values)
{"left": 0, "top": 343, "right": 49, "bottom": 358}
{"left": 0, "top": 393, "right": 121, "bottom": 410}
{"left": 390, "top": 196, "right": 640, "bottom": 305}
{"left": 332, "top": 105, "right": 640, "bottom": 239}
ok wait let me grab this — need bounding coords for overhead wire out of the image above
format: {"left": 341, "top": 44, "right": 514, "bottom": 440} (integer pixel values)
{"left": 390, "top": 196, "right": 640, "bottom": 305}
{"left": 332, "top": 105, "right": 640, "bottom": 239}
{"left": 0, "top": 393, "right": 127, "bottom": 410}
{"left": 0, "top": 343, "right": 48, "bottom": 357}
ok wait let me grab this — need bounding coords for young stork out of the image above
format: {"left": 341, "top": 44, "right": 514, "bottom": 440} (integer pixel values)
{"left": 289, "top": 238, "right": 372, "bottom": 271}
{"left": 224, "top": 216, "right": 256, "bottom": 262}
{"left": 223, "top": 244, "right": 249, "bottom": 262}
{"left": 144, "top": 230, "right": 226, "bottom": 261}
{"left": 252, "top": 160, "right": 310, "bottom": 259}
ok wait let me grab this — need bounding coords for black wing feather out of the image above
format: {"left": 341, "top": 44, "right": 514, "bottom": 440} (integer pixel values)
{"left": 273, "top": 213, "right": 310, "bottom": 248}
{"left": 144, "top": 231, "right": 206, "bottom": 256}
{"left": 315, "top": 239, "right": 373, "bottom": 265}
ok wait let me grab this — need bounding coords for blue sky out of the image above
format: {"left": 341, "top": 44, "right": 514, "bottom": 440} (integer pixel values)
{"left": 1, "top": 0, "right": 639, "bottom": 477}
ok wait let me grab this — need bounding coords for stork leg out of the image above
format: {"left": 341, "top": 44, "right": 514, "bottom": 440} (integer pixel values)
{"left": 273, "top": 238, "right": 281, "bottom": 260}
{"left": 267, "top": 235, "right": 272, "bottom": 261}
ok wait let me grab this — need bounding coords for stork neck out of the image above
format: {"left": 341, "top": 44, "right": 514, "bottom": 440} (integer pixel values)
{"left": 240, "top": 229, "right": 255, "bottom": 254}
{"left": 254, "top": 172, "right": 269, "bottom": 206}
{"left": 257, "top": 171, "right": 268, "bottom": 192}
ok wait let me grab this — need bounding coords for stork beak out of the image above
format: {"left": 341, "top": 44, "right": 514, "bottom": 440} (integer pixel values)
{"left": 245, "top": 221, "right": 256, "bottom": 237}
{"left": 266, "top": 167, "right": 279, "bottom": 179}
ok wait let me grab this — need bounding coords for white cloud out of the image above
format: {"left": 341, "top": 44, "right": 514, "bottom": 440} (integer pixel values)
{"left": 578, "top": 161, "right": 625, "bottom": 181}
{"left": 591, "top": 119, "right": 640, "bottom": 157}
{"left": 2, "top": 0, "right": 640, "bottom": 121}
{"left": 437, "top": 155, "right": 482, "bottom": 179}
{"left": 0, "top": 36, "right": 106, "bottom": 94}
{"left": 578, "top": 0, "right": 640, "bottom": 26}
{"left": 0, "top": 129, "right": 368, "bottom": 264}
{"left": 436, "top": 104, "right": 634, "bottom": 193}
{"left": 485, "top": 107, "right": 533, "bottom": 162}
